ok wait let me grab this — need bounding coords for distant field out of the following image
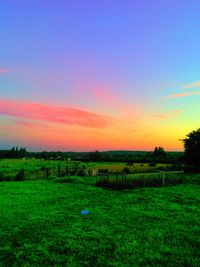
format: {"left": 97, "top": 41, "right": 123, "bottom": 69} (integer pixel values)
{"left": 0, "top": 177, "right": 200, "bottom": 266}
{"left": 0, "top": 159, "right": 175, "bottom": 181}
{"left": 88, "top": 162, "right": 173, "bottom": 173}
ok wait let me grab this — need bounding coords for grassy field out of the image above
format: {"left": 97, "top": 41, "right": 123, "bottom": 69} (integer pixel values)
{"left": 0, "top": 159, "right": 175, "bottom": 181}
{"left": 0, "top": 171, "right": 200, "bottom": 266}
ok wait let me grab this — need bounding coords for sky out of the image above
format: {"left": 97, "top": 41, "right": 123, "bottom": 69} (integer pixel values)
{"left": 0, "top": 0, "right": 200, "bottom": 151}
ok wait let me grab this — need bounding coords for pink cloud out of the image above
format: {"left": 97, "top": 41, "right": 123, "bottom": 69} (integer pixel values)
{"left": 14, "top": 120, "right": 35, "bottom": 127}
{"left": 75, "top": 81, "right": 138, "bottom": 118}
{"left": 75, "top": 81, "right": 122, "bottom": 105}
{"left": 0, "top": 98, "right": 115, "bottom": 128}
{"left": 0, "top": 67, "right": 9, "bottom": 74}
{"left": 92, "top": 86, "right": 120, "bottom": 103}
{"left": 13, "top": 119, "right": 50, "bottom": 129}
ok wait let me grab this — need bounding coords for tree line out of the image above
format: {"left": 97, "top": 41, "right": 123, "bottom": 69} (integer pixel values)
{"left": 2, "top": 126, "right": 200, "bottom": 170}
{"left": 0, "top": 147, "right": 27, "bottom": 159}
{"left": 0, "top": 146, "right": 183, "bottom": 164}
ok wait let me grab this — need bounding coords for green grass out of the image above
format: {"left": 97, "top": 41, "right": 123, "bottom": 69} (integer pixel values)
{"left": 0, "top": 159, "right": 174, "bottom": 180}
{"left": 0, "top": 159, "right": 83, "bottom": 180}
{"left": 0, "top": 177, "right": 200, "bottom": 266}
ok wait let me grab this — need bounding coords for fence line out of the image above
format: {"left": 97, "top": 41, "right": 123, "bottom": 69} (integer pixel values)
{"left": 97, "top": 170, "right": 184, "bottom": 187}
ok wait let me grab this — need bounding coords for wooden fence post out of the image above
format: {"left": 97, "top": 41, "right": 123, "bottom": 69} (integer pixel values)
{"left": 57, "top": 164, "right": 61, "bottom": 177}
{"left": 65, "top": 166, "right": 69, "bottom": 176}
{"left": 162, "top": 172, "right": 166, "bottom": 187}
{"left": 142, "top": 174, "right": 145, "bottom": 187}
{"left": 116, "top": 173, "right": 118, "bottom": 182}
{"left": 107, "top": 173, "right": 109, "bottom": 183}
{"left": 180, "top": 171, "right": 184, "bottom": 183}
{"left": 44, "top": 168, "right": 50, "bottom": 179}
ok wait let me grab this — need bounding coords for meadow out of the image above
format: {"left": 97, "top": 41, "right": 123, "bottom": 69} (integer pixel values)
{"left": 0, "top": 159, "right": 200, "bottom": 266}
{"left": 0, "top": 158, "right": 177, "bottom": 180}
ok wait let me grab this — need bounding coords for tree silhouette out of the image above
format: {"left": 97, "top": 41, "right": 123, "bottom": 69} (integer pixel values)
{"left": 183, "top": 128, "right": 200, "bottom": 168}
{"left": 153, "top": 147, "right": 166, "bottom": 157}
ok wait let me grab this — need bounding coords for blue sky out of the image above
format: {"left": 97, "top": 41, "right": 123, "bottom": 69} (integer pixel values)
{"left": 0, "top": 0, "right": 200, "bottom": 151}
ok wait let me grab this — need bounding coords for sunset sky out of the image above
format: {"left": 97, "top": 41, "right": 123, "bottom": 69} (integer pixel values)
{"left": 1, "top": 0, "right": 200, "bottom": 151}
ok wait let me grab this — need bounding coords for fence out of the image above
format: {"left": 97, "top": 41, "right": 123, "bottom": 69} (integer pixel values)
{"left": 96, "top": 171, "right": 184, "bottom": 189}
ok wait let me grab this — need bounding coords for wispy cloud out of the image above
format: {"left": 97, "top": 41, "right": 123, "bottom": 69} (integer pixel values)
{"left": 164, "top": 91, "right": 200, "bottom": 99}
{"left": 0, "top": 98, "right": 116, "bottom": 128}
{"left": 14, "top": 120, "right": 35, "bottom": 127}
{"left": 182, "top": 81, "right": 200, "bottom": 89}
{"left": 0, "top": 67, "right": 9, "bottom": 74}
{"left": 153, "top": 110, "right": 182, "bottom": 119}
{"left": 75, "top": 81, "right": 123, "bottom": 105}
{"left": 75, "top": 81, "right": 137, "bottom": 118}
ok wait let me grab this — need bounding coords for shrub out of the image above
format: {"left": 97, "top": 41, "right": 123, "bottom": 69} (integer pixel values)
{"left": 98, "top": 169, "right": 109, "bottom": 173}
{"left": 184, "top": 165, "right": 200, "bottom": 173}
{"left": 0, "top": 172, "right": 12, "bottom": 182}
{"left": 96, "top": 178, "right": 135, "bottom": 190}
{"left": 58, "top": 171, "right": 67, "bottom": 177}
{"left": 40, "top": 166, "right": 46, "bottom": 171}
{"left": 14, "top": 169, "right": 25, "bottom": 181}
{"left": 0, "top": 172, "right": 5, "bottom": 182}
{"left": 123, "top": 167, "right": 130, "bottom": 174}
{"left": 77, "top": 170, "right": 85, "bottom": 176}
{"left": 149, "top": 162, "right": 156, "bottom": 167}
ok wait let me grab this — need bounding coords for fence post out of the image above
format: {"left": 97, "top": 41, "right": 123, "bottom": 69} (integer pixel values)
{"left": 57, "top": 164, "right": 61, "bottom": 177}
{"left": 65, "top": 166, "right": 69, "bottom": 176}
{"left": 107, "top": 173, "right": 109, "bottom": 183}
{"left": 162, "top": 172, "right": 165, "bottom": 186}
{"left": 44, "top": 168, "right": 50, "bottom": 179}
{"left": 180, "top": 171, "right": 184, "bottom": 184}
{"left": 116, "top": 173, "right": 118, "bottom": 181}
{"left": 142, "top": 174, "right": 145, "bottom": 187}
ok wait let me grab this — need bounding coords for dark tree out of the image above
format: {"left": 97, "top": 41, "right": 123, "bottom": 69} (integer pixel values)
{"left": 153, "top": 147, "right": 166, "bottom": 157}
{"left": 183, "top": 128, "right": 200, "bottom": 168}
{"left": 87, "top": 151, "right": 102, "bottom": 162}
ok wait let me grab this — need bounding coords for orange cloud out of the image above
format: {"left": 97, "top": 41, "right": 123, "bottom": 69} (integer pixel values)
{"left": 182, "top": 81, "right": 200, "bottom": 89}
{"left": 0, "top": 98, "right": 116, "bottom": 128}
{"left": 164, "top": 91, "right": 200, "bottom": 99}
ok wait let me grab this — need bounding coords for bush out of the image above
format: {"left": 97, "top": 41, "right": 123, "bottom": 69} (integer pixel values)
{"left": 165, "top": 164, "right": 183, "bottom": 171}
{"left": 0, "top": 172, "right": 5, "bottom": 182}
{"left": 96, "top": 178, "right": 135, "bottom": 190}
{"left": 149, "top": 162, "right": 156, "bottom": 167}
{"left": 98, "top": 169, "right": 109, "bottom": 173}
{"left": 184, "top": 165, "right": 200, "bottom": 173}
{"left": 0, "top": 172, "right": 12, "bottom": 182}
{"left": 14, "top": 169, "right": 25, "bottom": 181}
{"left": 123, "top": 167, "right": 130, "bottom": 174}
{"left": 58, "top": 171, "right": 67, "bottom": 177}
